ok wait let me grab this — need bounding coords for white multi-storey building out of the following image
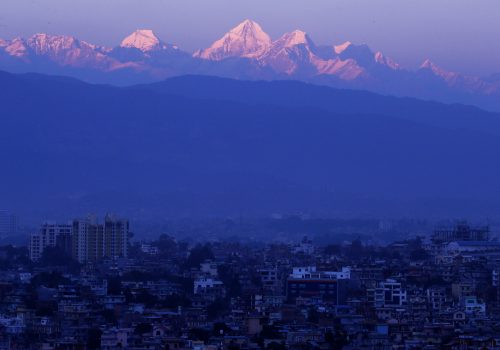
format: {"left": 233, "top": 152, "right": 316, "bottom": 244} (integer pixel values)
{"left": 426, "top": 287, "right": 448, "bottom": 311}
{"left": 29, "top": 215, "right": 129, "bottom": 263}
{"left": 193, "top": 278, "right": 224, "bottom": 294}
{"left": 367, "top": 279, "right": 407, "bottom": 308}
{"left": 290, "top": 266, "right": 351, "bottom": 280}
{"left": 493, "top": 269, "right": 499, "bottom": 287}
{"left": 29, "top": 222, "right": 72, "bottom": 261}
{"left": 463, "top": 296, "right": 486, "bottom": 315}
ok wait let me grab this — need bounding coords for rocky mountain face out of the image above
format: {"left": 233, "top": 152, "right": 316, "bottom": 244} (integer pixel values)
{"left": 0, "top": 20, "right": 499, "bottom": 110}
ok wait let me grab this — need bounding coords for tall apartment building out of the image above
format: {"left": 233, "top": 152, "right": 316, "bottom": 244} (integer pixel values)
{"left": 29, "top": 222, "right": 72, "bottom": 261}
{"left": 72, "top": 216, "right": 98, "bottom": 263}
{"left": 104, "top": 214, "right": 129, "bottom": 260}
{"left": 0, "top": 210, "right": 19, "bottom": 236}
{"left": 72, "top": 214, "right": 129, "bottom": 263}
{"left": 432, "top": 221, "right": 489, "bottom": 243}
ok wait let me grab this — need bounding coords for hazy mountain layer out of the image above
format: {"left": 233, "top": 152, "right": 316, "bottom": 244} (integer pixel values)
{"left": 2, "top": 71, "right": 500, "bottom": 221}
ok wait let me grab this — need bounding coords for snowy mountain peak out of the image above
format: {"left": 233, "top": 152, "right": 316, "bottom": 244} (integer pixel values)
{"left": 334, "top": 41, "right": 352, "bottom": 54}
{"left": 194, "top": 19, "right": 272, "bottom": 60}
{"left": 374, "top": 51, "right": 400, "bottom": 70}
{"left": 120, "top": 29, "right": 166, "bottom": 52}
{"left": 280, "top": 30, "right": 313, "bottom": 48}
{"left": 27, "top": 33, "right": 83, "bottom": 55}
{"left": 260, "top": 30, "right": 321, "bottom": 76}
{"left": 420, "top": 59, "right": 436, "bottom": 70}
{"left": 419, "top": 59, "right": 488, "bottom": 92}
{"left": 232, "top": 19, "right": 265, "bottom": 34}
{"left": 4, "top": 37, "right": 29, "bottom": 57}
{"left": 420, "top": 59, "right": 458, "bottom": 81}
{"left": 421, "top": 59, "right": 447, "bottom": 75}
{"left": 420, "top": 59, "right": 449, "bottom": 74}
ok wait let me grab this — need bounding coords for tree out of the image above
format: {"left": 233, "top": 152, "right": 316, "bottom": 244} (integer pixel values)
{"left": 325, "top": 329, "right": 348, "bottom": 350}
{"left": 267, "top": 342, "right": 286, "bottom": 350}
{"left": 348, "top": 239, "right": 364, "bottom": 257}
{"left": 410, "top": 248, "right": 429, "bottom": 261}
{"left": 207, "top": 298, "right": 228, "bottom": 320}
{"left": 31, "top": 271, "right": 69, "bottom": 288}
{"left": 40, "top": 246, "right": 70, "bottom": 265}
{"left": 189, "top": 328, "right": 210, "bottom": 342}
{"left": 218, "top": 264, "right": 241, "bottom": 298}
{"left": 134, "top": 322, "right": 153, "bottom": 335}
{"left": 122, "top": 270, "right": 156, "bottom": 282}
{"left": 324, "top": 244, "right": 341, "bottom": 255}
{"left": 157, "top": 234, "right": 178, "bottom": 255}
{"left": 213, "top": 322, "right": 231, "bottom": 336}
{"left": 135, "top": 290, "right": 158, "bottom": 307}
{"left": 36, "top": 305, "right": 54, "bottom": 317}
{"left": 107, "top": 276, "right": 122, "bottom": 295}
{"left": 160, "top": 293, "right": 192, "bottom": 308}
{"left": 87, "top": 328, "right": 102, "bottom": 349}
{"left": 184, "top": 244, "right": 214, "bottom": 269}
{"left": 101, "top": 309, "right": 117, "bottom": 324}
{"left": 260, "top": 325, "right": 282, "bottom": 339}
{"left": 307, "top": 307, "right": 319, "bottom": 324}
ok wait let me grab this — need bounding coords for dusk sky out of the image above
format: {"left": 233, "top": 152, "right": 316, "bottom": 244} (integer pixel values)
{"left": 0, "top": 0, "right": 498, "bottom": 76}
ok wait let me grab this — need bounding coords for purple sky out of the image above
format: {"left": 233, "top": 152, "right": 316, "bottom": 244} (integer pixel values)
{"left": 1, "top": 0, "right": 499, "bottom": 76}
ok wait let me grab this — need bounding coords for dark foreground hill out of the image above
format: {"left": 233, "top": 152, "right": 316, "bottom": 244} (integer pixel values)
{"left": 2, "top": 72, "right": 500, "bottom": 222}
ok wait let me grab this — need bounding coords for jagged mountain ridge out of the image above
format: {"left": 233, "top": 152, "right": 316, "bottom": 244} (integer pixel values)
{"left": 0, "top": 20, "right": 499, "bottom": 110}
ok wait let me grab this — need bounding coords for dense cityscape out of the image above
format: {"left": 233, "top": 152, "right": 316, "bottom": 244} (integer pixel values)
{"left": 0, "top": 214, "right": 500, "bottom": 349}
{"left": 2, "top": 1, "right": 500, "bottom": 349}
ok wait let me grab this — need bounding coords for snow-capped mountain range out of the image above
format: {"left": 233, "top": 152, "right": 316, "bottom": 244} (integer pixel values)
{"left": 1, "top": 19, "right": 499, "bottom": 110}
